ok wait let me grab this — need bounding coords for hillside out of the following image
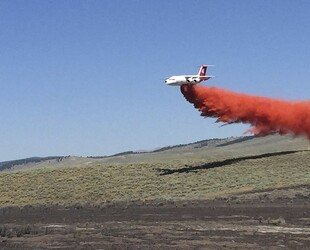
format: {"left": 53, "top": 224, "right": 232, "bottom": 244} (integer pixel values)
{"left": 0, "top": 136, "right": 245, "bottom": 172}
{"left": 0, "top": 134, "right": 309, "bottom": 249}
{"left": 2, "top": 134, "right": 309, "bottom": 172}
{"left": 0, "top": 156, "right": 65, "bottom": 172}
{"left": 0, "top": 134, "right": 309, "bottom": 207}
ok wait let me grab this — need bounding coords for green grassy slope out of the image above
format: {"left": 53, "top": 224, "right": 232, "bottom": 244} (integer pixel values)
{"left": 0, "top": 135, "right": 309, "bottom": 207}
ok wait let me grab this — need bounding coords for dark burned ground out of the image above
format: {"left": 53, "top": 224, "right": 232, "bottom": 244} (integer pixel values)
{"left": 0, "top": 186, "right": 309, "bottom": 249}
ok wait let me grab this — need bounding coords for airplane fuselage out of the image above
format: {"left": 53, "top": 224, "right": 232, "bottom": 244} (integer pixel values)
{"left": 165, "top": 65, "right": 213, "bottom": 86}
{"left": 165, "top": 75, "right": 205, "bottom": 86}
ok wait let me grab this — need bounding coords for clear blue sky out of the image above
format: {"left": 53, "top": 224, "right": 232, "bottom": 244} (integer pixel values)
{"left": 1, "top": 0, "right": 310, "bottom": 161}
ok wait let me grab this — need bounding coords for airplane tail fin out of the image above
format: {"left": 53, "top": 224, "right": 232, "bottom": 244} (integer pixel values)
{"left": 198, "top": 65, "right": 207, "bottom": 76}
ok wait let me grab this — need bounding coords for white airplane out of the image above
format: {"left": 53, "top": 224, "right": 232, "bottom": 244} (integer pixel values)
{"left": 165, "top": 65, "right": 214, "bottom": 86}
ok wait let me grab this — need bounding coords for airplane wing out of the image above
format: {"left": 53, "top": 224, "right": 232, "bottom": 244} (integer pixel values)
{"left": 183, "top": 75, "right": 214, "bottom": 79}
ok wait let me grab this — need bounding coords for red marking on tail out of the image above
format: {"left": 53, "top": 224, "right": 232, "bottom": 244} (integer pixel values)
{"left": 198, "top": 65, "right": 207, "bottom": 76}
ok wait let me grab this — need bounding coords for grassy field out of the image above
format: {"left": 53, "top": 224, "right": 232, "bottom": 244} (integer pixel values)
{"left": 0, "top": 141, "right": 309, "bottom": 207}
{"left": 0, "top": 135, "right": 309, "bottom": 249}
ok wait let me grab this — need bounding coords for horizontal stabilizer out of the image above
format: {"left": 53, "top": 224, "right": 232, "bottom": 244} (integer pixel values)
{"left": 200, "top": 76, "right": 214, "bottom": 79}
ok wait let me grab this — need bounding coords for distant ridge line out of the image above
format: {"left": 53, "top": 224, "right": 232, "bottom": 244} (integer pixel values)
{"left": 0, "top": 156, "right": 67, "bottom": 171}
{"left": 0, "top": 136, "right": 254, "bottom": 169}
{"left": 87, "top": 136, "right": 253, "bottom": 159}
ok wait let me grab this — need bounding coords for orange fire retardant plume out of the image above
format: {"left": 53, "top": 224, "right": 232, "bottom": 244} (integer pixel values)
{"left": 181, "top": 84, "right": 310, "bottom": 138}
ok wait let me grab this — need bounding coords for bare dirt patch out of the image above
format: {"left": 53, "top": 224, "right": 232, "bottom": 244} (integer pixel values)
{"left": 0, "top": 186, "right": 309, "bottom": 249}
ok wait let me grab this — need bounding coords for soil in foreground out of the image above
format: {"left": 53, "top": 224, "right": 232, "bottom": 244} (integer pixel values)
{"left": 0, "top": 186, "right": 309, "bottom": 249}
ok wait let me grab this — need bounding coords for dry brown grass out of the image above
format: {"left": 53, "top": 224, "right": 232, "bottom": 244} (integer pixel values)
{"left": 0, "top": 149, "right": 309, "bottom": 207}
